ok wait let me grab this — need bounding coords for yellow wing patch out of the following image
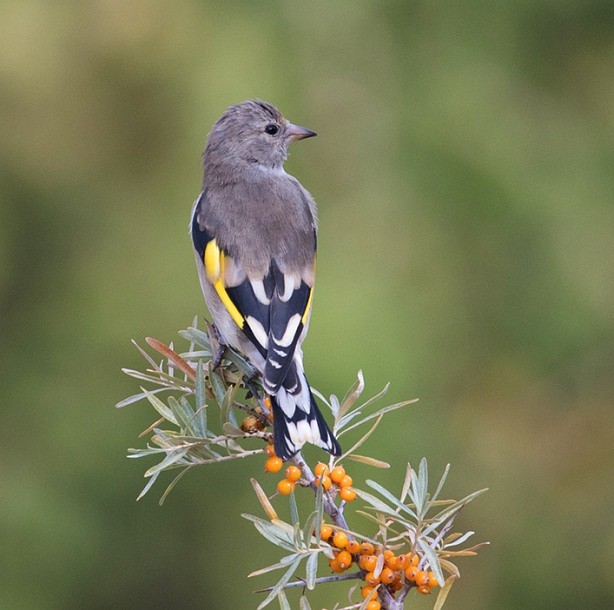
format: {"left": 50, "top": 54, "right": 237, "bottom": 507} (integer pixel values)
{"left": 203, "top": 240, "right": 244, "bottom": 329}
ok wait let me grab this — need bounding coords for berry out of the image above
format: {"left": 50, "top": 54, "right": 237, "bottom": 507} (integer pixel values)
{"left": 346, "top": 540, "right": 360, "bottom": 554}
{"left": 360, "top": 542, "right": 375, "bottom": 555}
{"left": 284, "top": 465, "right": 301, "bottom": 482}
{"left": 428, "top": 571, "right": 439, "bottom": 587}
{"left": 359, "top": 554, "right": 377, "bottom": 572}
{"left": 314, "top": 462, "right": 329, "bottom": 476}
{"left": 380, "top": 567, "right": 395, "bottom": 584}
{"left": 361, "top": 585, "right": 376, "bottom": 600}
{"left": 410, "top": 553, "right": 420, "bottom": 567}
{"left": 276, "top": 479, "right": 295, "bottom": 495}
{"left": 315, "top": 475, "right": 332, "bottom": 490}
{"left": 264, "top": 444, "right": 276, "bottom": 457}
{"left": 415, "top": 570, "right": 430, "bottom": 587}
{"left": 264, "top": 456, "right": 283, "bottom": 473}
{"left": 240, "top": 415, "right": 259, "bottom": 433}
{"left": 332, "top": 531, "right": 348, "bottom": 549}
{"left": 339, "top": 474, "right": 353, "bottom": 487}
{"left": 337, "top": 550, "right": 352, "bottom": 570}
{"left": 396, "top": 554, "right": 409, "bottom": 570}
{"left": 364, "top": 571, "right": 380, "bottom": 586}
{"left": 366, "top": 600, "right": 381, "bottom": 610}
{"left": 329, "top": 558, "right": 344, "bottom": 573}
{"left": 405, "top": 566, "right": 419, "bottom": 581}
{"left": 417, "top": 585, "right": 430, "bottom": 595}
{"left": 320, "top": 524, "right": 333, "bottom": 541}
{"left": 339, "top": 487, "right": 356, "bottom": 502}
{"left": 330, "top": 465, "right": 346, "bottom": 484}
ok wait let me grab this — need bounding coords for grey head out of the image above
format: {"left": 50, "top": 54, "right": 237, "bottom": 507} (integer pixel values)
{"left": 203, "top": 99, "right": 316, "bottom": 181}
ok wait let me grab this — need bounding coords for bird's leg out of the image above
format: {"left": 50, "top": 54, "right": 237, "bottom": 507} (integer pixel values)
{"left": 206, "top": 321, "right": 227, "bottom": 369}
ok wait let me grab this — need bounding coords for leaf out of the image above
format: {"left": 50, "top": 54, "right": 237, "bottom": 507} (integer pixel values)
{"left": 400, "top": 462, "right": 412, "bottom": 503}
{"left": 303, "top": 511, "right": 318, "bottom": 548}
{"left": 425, "top": 463, "right": 450, "bottom": 512}
{"left": 136, "top": 471, "right": 160, "bottom": 500}
{"left": 337, "top": 370, "right": 365, "bottom": 421}
{"left": 345, "top": 454, "right": 390, "bottom": 468}
{"left": 306, "top": 551, "right": 319, "bottom": 589}
{"left": 257, "top": 557, "right": 302, "bottom": 609}
{"left": 433, "top": 574, "right": 458, "bottom": 610}
{"left": 365, "top": 479, "right": 418, "bottom": 520}
{"left": 159, "top": 465, "right": 191, "bottom": 505}
{"left": 352, "top": 488, "right": 414, "bottom": 524}
{"left": 338, "top": 398, "right": 417, "bottom": 437}
{"left": 251, "top": 478, "right": 279, "bottom": 521}
{"left": 194, "top": 360, "right": 207, "bottom": 435}
{"left": 439, "top": 558, "right": 461, "bottom": 579}
{"left": 141, "top": 388, "right": 179, "bottom": 425}
{"left": 144, "top": 448, "right": 189, "bottom": 477}
{"left": 167, "top": 396, "right": 196, "bottom": 434}
{"left": 339, "top": 414, "right": 383, "bottom": 459}
{"left": 116, "top": 387, "right": 170, "bottom": 409}
{"left": 209, "top": 364, "right": 227, "bottom": 405}
{"left": 299, "top": 595, "right": 312, "bottom": 610}
{"left": 277, "top": 588, "right": 290, "bottom": 610}
{"left": 419, "top": 537, "right": 446, "bottom": 587}
{"left": 289, "top": 490, "right": 300, "bottom": 528}
{"left": 444, "top": 530, "right": 475, "bottom": 548}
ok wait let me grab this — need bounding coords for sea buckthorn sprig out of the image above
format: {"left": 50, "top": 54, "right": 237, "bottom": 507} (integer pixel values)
{"left": 121, "top": 323, "right": 487, "bottom": 609}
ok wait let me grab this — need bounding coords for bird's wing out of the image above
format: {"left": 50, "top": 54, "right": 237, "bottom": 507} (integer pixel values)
{"left": 191, "top": 194, "right": 315, "bottom": 391}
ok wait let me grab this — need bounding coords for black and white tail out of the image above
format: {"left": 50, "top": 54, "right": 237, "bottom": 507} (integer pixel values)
{"left": 270, "top": 367, "right": 341, "bottom": 461}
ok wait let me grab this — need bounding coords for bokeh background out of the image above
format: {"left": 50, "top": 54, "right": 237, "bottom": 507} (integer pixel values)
{"left": 2, "top": 1, "right": 613, "bottom": 608}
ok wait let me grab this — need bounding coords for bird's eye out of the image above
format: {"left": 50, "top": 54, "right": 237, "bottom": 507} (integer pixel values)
{"left": 264, "top": 124, "right": 279, "bottom": 135}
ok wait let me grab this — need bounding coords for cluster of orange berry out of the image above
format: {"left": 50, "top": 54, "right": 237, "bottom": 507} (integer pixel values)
{"left": 263, "top": 444, "right": 302, "bottom": 494}
{"left": 313, "top": 462, "right": 356, "bottom": 502}
{"left": 320, "top": 529, "right": 440, "bottom": 605}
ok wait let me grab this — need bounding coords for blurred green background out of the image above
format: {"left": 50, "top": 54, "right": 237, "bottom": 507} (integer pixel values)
{"left": 2, "top": 1, "right": 613, "bottom": 608}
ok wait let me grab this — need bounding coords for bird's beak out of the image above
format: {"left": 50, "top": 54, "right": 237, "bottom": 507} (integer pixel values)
{"left": 286, "top": 122, "right": 317, "bottom": 141}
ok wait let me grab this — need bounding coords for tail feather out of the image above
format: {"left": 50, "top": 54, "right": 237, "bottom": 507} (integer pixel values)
{"left": 270, "top": 372, "right": 341, "bottom": 461}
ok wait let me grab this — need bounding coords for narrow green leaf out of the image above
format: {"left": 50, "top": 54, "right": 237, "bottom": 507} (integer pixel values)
{"left": 339, "top": 414, "right": 383, "bottom": 458}
{"left": 338, "top": 398, "right": 417, "bottom": 437}
{"left": 167, "top": 396, "right": 196, "bottom": 434}
{"left": 144, "top": 448, "right": 189, "bottom": 477}
{"left": 365, "top": 479, "right": 419, "bottom": 520}
{"left": 252, "top": 522, "right": 297, "bottom": 553}
{"left": 419, "top": 538, "right": 445, "bottom": 586}
{"left": 159, "top": 465, "right": 191, "bottom": 505}
{"left": 257, "top": 557, "right": 302, "bottom": 609}
{"left": 352, "top": 488, "right": 414, "bottom": 524}
{"left": 400, "top": 462, "right": 412, "bottom": 503}
{"left": 194, "top": 360, "right": 207, "bottom": 435}
{"left": 425, "top": 463, "right": 450, "bottom": 512}
{"left": 141, "top": 388, "right": 179, "bottom": 425}
{"left": 345, "top": 454, "right": 390, "bottom": 469}
{"left": 303, "top": 511, "right": 318, "bottom": 548}
{"left": 209, "top": 364, "right": 227, "bottom": 405}
{"left": 116, "top": 387, "right": 170, "bottom": 409}
{"left": 299, "top": 595, "right": 312, "bottom": 610}
{"left": 433, "top": 574, "right": 457, "bottom": 610}
{"left": 337, "top": 370, "right": 365, "bottom": 421}
{"left": 277, "top": 588, "right": 290, "bottom": 610}
{"left": 305, "top": 551, "right": 319, "bottom": 590}
{"left": 136, "top": 471, "right": 160, "bottom": 500}
{"left": 289, "top": 490, "right": 300, "bottom": 528}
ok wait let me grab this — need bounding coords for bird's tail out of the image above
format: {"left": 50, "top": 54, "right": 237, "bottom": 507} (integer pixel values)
{"left": 269, "top": 367, "right": 341, "bottom": 461}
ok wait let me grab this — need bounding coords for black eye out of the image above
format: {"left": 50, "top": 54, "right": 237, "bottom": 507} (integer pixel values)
{"left": 264, "top": 123, "right": 279, "bottom": 135}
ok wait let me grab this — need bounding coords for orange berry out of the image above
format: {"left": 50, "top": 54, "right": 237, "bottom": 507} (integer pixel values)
{"left": 366, "top": 600, "right": 381, "bottom": 610}
{"left": 329, "top": 558, "right": 344, "bottom": 573}
{"left": 410, "top": 553, "right": 420, "bottom": 567}
{"left": 380, "top": 567, "right": 395, "bottom": 584}
{"left": 330, "top": 465, "right": 346, "bottom": 484}
{"left": 339, "top": 487, "right": 356, "bottom": 502}
{"left": 396, "top": 554, "right": 410, "bottom": 570}
{"left": 264, "top": 444, "right": 276, "bottom": 456}
{"left": 265, "top": 456, "right": 283, "bottom": 473}
{"left": 415, "top": 570, "right": 430, "bottom": 587}
{"left": 284, "top": 465, "right": 301, "bottom": 482}
{"left": 405, "top": 566, "right": 419, "bottom": 581}
{"left": 332, "top": 531, "right": 348, "bottom": 549}
{"left": 263, "top": 396, "right": 271, "bottom": 410}
{"left": 383, "top": 549, "right": 394, "bottom": 560}
{"left": 314, "top": 462, "right": 329, "bottom": 476}
{"left": 417, "top": 585, "right": 430, "bottom": 595}
{"left": 339, "top": 474, "right": 353, "bottom": 487}
{"left": 359, "top": 554, "right": 378, "bottom": 572}
{"left": 337, "top": 550, "right": 352, "bottom": 570}
{"left": 364, "top": 571, "right": 380, "bottom": 586}
{"left": 315, "top": 475, "right": 332, "bottom": 490}
{"left": 428, "top": 571, "right": 439, "bottom": 587}
{"left": 276, "top": 479, "right": 295, "bottom": 495}
{"left": 320, "top": 525, "right": 333, "bottom": 541}
{"left": 360, "top": 542, "right": 375, "bottom": 555}
{"left": 346, "top": 540, "right": 360, "bottom": 554}
{"left": 361, "top": 585, "right": 376, "bottom": 600}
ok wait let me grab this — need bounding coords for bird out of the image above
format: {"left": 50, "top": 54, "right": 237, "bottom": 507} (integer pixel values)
{"left": 190, "top": 99, "right": 341, "bottom": 461}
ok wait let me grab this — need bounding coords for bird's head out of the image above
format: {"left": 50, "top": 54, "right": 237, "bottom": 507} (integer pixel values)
{"left": 203, "top": 99, "right": 316, "bottom": 174}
